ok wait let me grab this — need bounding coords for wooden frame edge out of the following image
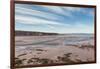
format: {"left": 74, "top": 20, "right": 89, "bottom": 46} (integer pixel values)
{"left": 10, "top": 1, "right": 97, "bottom": 69}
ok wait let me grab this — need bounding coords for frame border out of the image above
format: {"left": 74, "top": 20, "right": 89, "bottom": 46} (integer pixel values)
{"left": 10, "top": 1, "right": 96, "bottom": 69}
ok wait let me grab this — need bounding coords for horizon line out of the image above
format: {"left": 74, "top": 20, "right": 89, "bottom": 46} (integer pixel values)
{"left": 15, "top": 30, "right": 94, "bottom": 34}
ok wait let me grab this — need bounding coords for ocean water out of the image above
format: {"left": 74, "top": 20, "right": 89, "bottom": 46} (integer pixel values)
{"left": 64, "top": 34, "right": 93, "bottom": 44}
{"left": 15, "top": 34, "right": 94, "bottom": 52}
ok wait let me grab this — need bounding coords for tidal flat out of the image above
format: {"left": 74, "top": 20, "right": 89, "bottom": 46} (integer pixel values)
{"left": 15, "top": 34, "right": 95, "bottom": 66}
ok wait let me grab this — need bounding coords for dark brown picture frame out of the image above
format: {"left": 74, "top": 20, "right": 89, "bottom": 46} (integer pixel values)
{"left": 10, "top": 0, "right": 96, "bottom": 69}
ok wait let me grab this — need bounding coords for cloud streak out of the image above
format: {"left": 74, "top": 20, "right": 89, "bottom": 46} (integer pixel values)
{"left": 15, "top": 4, "right": 94, "bottom": 33}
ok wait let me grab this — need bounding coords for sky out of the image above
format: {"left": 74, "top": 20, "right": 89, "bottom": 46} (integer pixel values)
{"left": 15, "top": 3, "right": 94, "bottom": 34}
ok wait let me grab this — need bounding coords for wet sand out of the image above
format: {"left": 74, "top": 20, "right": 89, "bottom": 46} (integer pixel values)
{"left": 15, "top": 35, "right": 95, "bottom": 66}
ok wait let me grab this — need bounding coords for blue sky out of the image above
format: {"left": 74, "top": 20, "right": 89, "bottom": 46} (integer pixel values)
{"left": 15, "top": 4, "right": 94, "bottom": 33}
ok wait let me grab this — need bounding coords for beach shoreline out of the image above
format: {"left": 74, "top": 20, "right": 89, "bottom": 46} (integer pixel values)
{"left": 15, "top": 35, "right": 95, "bottom": 66}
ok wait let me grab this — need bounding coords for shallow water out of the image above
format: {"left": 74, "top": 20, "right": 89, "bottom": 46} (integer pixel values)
{"left": 15, "top": 34, "right": 94, "bottom": 53}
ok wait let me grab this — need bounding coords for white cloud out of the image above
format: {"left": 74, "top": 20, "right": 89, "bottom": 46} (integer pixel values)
{"left": 15, "top": 14, "right": 70, "bottom": 27}
{"left": 16, "top": 15, "right": 61, "bottom": 25}
{"left": 15, "top": 4, "right": 71, "bottom": 28}
{"left": 15, "top": 4, "right": 64, "bottom": 21}
{"left": 41, "top": 6, "right": 72, "bottom": 17}
{"left": 15, "top": 4, "right": 94, "bottom": 33}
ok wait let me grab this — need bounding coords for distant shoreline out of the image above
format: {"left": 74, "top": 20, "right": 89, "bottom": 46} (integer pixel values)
{"left": 15, "top": 30, "right": 59, "bottom": 36}
{"left": 15, "top": 30, "right": 93, "bottom": 36}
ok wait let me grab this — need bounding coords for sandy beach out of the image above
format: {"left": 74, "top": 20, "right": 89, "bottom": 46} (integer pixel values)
{"left": 15, "top": 34, "right": 95, "bottom": 66}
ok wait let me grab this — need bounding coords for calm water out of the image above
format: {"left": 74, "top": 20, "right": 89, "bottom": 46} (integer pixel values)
{"left": 15, "top": 34, "right": 94, "bottom": 51}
